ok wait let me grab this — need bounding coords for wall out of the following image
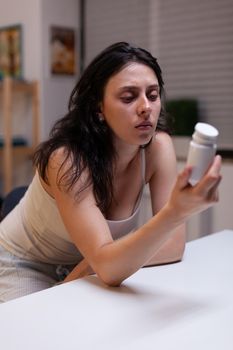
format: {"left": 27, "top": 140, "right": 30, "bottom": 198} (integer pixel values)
{"left": 0, "top": 0, "right": 42, "bottom": 140}
{"left": 0, "top": 0, "right": 42, "bottom": 190}
{"left": 173, "top": 137, "right": 233, "bottom": 237}
{"left": 85, "top": 0, "right": 153, "bottom": 65}
{"left": 0, "top": 0, "right": 80, "bottom": 191}
{"left": 154, "top": 0, "right": 233, "bottom": 235}
{"left": 156, "top": 0, "right": 233, "bottom": 149}
{"left": 40, "top": 0, "right": 80, "bottom": 139}
{"left": 139, "top": 146, "right": 233, "bottom": 241}
{"left": 85, "top": 0, "right": 233, "bottom": 149}
{"left": 212, "top": 161, "right": 233, "bottom": 232}
{"left": 0, "top": 0, "right": 42, "bottom": 80}
{"left": 176, "top": 157, "right": 233, "bottom": 240}
{"left": 84, "top": 0, "right": 233, "bottom": 238}
{"left": 1, "top": 0, "right": 232, "bottom": 234}
{"left": 0, "top": 0, "right": 80, "bottom": 140}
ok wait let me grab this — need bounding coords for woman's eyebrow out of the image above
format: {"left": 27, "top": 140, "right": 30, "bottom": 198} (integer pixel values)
{"left": 147, "top": 84, "right": 160, "bottom": 91}
{"left": 118, "top": 84, "right": 159, "bottom": 92}
{"left": 118, "top": 85, "right": 138, "bottom": 92}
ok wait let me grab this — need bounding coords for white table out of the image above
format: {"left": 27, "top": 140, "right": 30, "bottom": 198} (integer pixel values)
{"left": 0, "top": 230, "right": 232, "bottom": 350}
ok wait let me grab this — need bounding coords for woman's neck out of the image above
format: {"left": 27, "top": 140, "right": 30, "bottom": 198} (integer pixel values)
{"left": 114, "top": 142, "right": 141, "bottom": 176}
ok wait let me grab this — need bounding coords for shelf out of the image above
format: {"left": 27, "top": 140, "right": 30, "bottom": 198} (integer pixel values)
{"left": 0, "top": 77, "right": 40, "bottom": 194}
{"left": 0, "top": 146, "right": 34, "bottom": 157}
{"left": 0, "top": 79, "right": 36, "bottom": 93}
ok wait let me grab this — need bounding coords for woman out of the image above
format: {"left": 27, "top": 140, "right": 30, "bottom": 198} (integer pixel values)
{"left": 0, "top": 42, "right": 221, "bottom": 302}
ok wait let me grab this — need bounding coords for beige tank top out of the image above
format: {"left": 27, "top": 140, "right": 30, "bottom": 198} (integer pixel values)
{"left": 0, "top": 149, "right": 146, "bottom": 265}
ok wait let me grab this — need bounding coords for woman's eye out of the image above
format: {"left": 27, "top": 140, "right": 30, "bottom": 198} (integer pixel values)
{"left": 121, "top": 96, "right": 134, "bottom": 103}
{"left": 149, "top": 94, "right": 158, "bottom": 101}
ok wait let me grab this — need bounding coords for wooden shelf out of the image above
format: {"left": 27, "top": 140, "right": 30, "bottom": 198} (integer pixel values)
{"left": 0, "top": 77, "right": 40, "bottom": 194}
{"left": 0, "top": 146, "right": 34, "bottom": 156}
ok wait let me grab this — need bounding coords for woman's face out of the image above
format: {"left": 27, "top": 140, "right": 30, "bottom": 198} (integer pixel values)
{"left": 100, "top": 62, "right": 161, "bottom": 147}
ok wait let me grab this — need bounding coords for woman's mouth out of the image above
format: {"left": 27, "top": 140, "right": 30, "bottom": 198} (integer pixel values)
{"left": 135, "top": 121, "right": 153, "bottom": 130}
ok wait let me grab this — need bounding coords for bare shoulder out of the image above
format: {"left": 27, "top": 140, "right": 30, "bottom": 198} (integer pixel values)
{"left": 145, "top": 131, "right": 177, "bottom": 183}
{"left": 41, "top": 146, "right": 70, "bottom": 190}
{"left": 42, "top": 146, "right": 91, "bottom": 202}
{"left": 37, "top": 147, "right": 68, "bottom": 195}
{"left": 48, "top": 146, "right": 70, "bottom": 172}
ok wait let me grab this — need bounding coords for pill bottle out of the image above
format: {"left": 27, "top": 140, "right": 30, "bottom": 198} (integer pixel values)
{"left": 186, "top": 122, "right": 219, "bottom": 186}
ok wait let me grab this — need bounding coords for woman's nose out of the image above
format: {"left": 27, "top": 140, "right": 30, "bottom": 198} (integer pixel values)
{"left": 137, "top": 98, "right": 151, "bottom": 117}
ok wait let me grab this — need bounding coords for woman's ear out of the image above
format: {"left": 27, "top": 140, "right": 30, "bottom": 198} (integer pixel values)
{"left": 97, "top": 103, "right": 105, "bottom": 122}
{"left": 98, "top": 102, "right": 103, "bottom": 114}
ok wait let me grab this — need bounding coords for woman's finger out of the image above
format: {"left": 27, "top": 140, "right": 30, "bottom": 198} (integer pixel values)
{"left": 176, "top": 166, "right": 193, "bottom": 190}
{"left": 209, "top": 155, "right": 222, "bottom": 176}
{"left": 195, "top": 155, "right": 222, "bottom": 196}
{"left": 206, "top": 176, "right": 222, "bottom": 202}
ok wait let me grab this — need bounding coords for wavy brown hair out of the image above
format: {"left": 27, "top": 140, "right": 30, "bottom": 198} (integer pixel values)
{"left": 34, "top": 42, "right": 171, "bottom": 214}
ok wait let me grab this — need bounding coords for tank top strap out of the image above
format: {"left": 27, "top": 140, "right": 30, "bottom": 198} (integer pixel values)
{"left": 140, "top": 147, "right": 146, "bottom": 185}
{"left": 131, "top": 147, "right": 146, "bottom": 213}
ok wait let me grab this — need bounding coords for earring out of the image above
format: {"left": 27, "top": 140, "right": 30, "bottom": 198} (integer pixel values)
{"left": 98, "top": 113, "right": 104, "bottom": 122}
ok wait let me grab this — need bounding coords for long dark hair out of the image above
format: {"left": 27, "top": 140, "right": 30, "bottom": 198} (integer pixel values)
{"left": 34, "top": 42, "right": 171, "bottom": 214}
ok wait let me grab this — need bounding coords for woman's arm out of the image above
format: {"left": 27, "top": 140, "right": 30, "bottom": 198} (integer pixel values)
{"left": 64, "top": 133, "right": 184, "bottom": 282}
{"left": 144, "top": 132, "right": 186, "bottom": 266}
{"left": 47, "top": 146, "right": 221, "bottom": 287}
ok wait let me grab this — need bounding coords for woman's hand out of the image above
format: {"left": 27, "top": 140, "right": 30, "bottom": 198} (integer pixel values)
{"left": 167, "top": 155, "right": 222, "bottom": 222}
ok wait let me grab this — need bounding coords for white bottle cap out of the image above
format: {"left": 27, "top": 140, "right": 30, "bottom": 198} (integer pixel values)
{"left": 193, "top": 123, "right": 219, "bottom": 145}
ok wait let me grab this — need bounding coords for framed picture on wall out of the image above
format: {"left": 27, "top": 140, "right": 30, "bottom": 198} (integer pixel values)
{"left": 0, "top": 24, "right": 23, "bottom": 80}
{"left": 50, "top": 26, "right": 76, "bottom": 76}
